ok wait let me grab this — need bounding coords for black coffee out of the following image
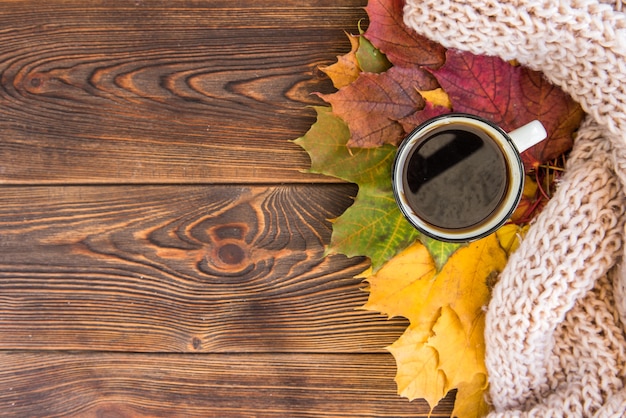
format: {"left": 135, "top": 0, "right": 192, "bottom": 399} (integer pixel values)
{"left": 402, "top": 124, "right": 509, "bottom": 230}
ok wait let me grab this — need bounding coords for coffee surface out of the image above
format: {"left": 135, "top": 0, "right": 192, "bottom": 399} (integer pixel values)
{"left": 403, "top": 125, "right": 508, "bottom": 229}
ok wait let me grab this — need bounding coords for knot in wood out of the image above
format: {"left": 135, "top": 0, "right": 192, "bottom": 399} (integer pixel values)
{"left": 30, "top": 77, "right": 41, "bottom": 87}
{"left": 22, "top": 73, "right": 48, "bottom": 93}
{"left": 205, "top": 239, "right": 251, "bottom": 274}
{"left": 191, "top": 336, "right": 202, "bottom": 350}
{"left": 217, "top": 243, "right": 245, "bottom": 265}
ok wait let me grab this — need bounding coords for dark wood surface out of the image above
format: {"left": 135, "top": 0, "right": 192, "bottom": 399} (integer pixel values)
{"left": 0, "top": 1, "right": 454, "bottom": 416}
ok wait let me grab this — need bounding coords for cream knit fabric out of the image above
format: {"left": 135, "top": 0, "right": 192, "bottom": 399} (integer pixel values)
{"left": 402, "top": 0, "right": 626, "bottom": 416}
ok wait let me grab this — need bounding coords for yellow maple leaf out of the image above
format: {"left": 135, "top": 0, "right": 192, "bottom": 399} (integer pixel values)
{"left": 362, "top": 241, "right": 437, "bottom": 332}
{"left": 320, "top": 33, "right": 361, "bottom": 89}
{"left": 362, "top": 233, "right": 508, "bottom": 413}
{"left": 429, "top": 306, "right": 486, "bottom": 391}
{"left": 437, "top": 234, "right": 507, "bottom": 333}
{"left": 387, "top": 325, "right": 447, "bottom": 409}
{"left": 453, "top": 373, "right": 491, "bottom": 418}
{"left": 496, "top": 223, "right": 529, "bottom": 257}
{"left": 418, "top": 87, "right": 452, "bottom": 109}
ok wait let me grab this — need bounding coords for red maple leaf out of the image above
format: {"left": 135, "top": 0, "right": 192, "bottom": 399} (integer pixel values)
{"left": 431, "top": 49, "right": 584, "bottom": 169}
{"left": 364, "top": 0, "right": 446, "bottom": 69}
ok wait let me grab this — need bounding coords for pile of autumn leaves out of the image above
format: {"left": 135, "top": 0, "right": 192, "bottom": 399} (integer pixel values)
{"left": 294, "top": 0, "right": 583, "bottom": 416}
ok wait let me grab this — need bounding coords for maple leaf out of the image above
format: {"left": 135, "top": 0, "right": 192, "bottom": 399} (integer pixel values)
{"left": 453, "top": 373, "right": 491, "bottom": 418}
{"left": 320, "top": 65, "right": 439, "bottom": 147}
{"left": 431, "top": 49, "right": 584, "bottom": 169}
{"left": 517, "top": 69, "right": 585, "bottom": 167}
{"left": 293, "top": 106, "right": 420, "bottom": 270}
{"left": 363, "top": 233, "right": 508, "bottom": 413}
{"left": 429, "top": 307, "right": 486, "bottom": 391}
{"left": 419, "top": 235, "right": 463, "bottom": 271}
{"left": 363, "top": 0, "right": 446, "bottom": 69}
{"left": 362, "top": 242, "right": 436, "bottom": 322}
{"left": 321, "top": 27, "right": 392, "bottom": 89}
{"left": 417, "top": 88, "right": 452, "bottom": 109}
{"left": 496, "top": 223, "right": 529, "bottom": 257}
{"left": 320, "top": 33, "right": 361, "bottom": 89}
{"left": 397, "top": 101, "right": 451, "bottom": 134}
{"left": 388, "top": 325, "right": 447, "bottom": 409}
{"left": 329, "top": 189, "right": 421, "bottom": 271}
{"left": 355, "top": 21, "right": 392, "bottom": 73}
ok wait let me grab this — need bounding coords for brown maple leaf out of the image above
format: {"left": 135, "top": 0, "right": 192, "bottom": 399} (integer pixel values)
{"left": 319, "top": 65, "right": 439, "bottom": 147}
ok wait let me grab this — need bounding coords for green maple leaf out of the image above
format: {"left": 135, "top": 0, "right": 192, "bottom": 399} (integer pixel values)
{"left": 356, "top": 20, "right": 392, "bottom": 74}
{"left": 420, "top": 235, "right": 463, "bottom": 271}
{"left": 294, "top": 106, "right": 421, "bottom": 271}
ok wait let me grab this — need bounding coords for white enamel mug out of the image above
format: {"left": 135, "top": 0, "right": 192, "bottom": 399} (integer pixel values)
{"left": 392, "top": 113, "right": 547, "bottom": 243}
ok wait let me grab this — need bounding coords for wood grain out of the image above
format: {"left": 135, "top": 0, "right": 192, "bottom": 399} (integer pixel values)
{"left": 0, "top": 1, "right": 457, "bottom": 416}
{"left": 0, "top": 0, "right": 367, "bottom": 184}
{"left": 0, "top": 351, "right": 454, "bottom": 417}
{"left": 0, "top": 184, "right": 410, "bottom": 353}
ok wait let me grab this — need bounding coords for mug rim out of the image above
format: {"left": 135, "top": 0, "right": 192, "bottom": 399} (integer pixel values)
{"left": 392, "top": 113, "right": 524, "bottom": 243}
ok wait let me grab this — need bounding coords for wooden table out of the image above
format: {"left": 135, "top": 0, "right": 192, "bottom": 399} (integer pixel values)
{"left": 0, "top": 1, "right": 454, "bottom": 416}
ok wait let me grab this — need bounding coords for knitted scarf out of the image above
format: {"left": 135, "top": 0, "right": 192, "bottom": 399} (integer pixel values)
{"left": 402, "top": 1, "right": 626, "bottom": 416}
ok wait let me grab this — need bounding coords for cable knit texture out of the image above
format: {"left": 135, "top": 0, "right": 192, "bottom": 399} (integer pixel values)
{"left": 402, "top": 0, "right": 626, "bottom": 416}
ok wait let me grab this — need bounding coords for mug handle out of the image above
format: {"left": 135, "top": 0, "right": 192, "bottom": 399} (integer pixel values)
{"left": 507, "top": 120, "right": 547, "bottom": 153}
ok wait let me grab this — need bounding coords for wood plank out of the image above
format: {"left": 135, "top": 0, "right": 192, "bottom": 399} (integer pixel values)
{"left": 0, "top": 184, "right": 409, "bottom": 352}
{"left": 0, "top": 351, "right": 454, "bottom": 417}
{"left": 0, "top": 0, "right": 367, "bottom": 184}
